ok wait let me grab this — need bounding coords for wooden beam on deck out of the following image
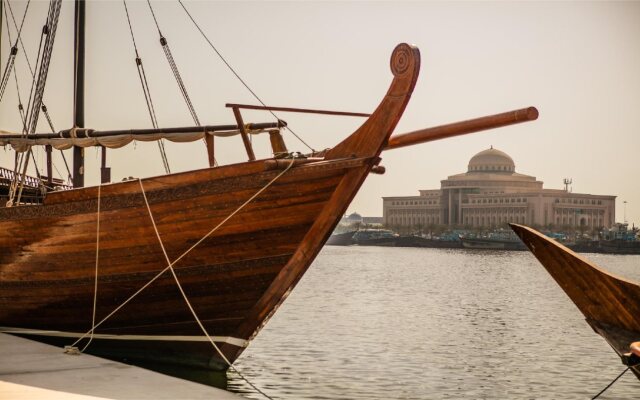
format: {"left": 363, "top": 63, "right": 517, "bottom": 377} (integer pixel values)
{"left": 231, "top": 107, "right": 256, "bottom": 161}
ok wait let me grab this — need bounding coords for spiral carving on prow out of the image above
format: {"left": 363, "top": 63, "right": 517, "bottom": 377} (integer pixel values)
{"left": 390, "top": 43, "right": 414, "bottom": 77}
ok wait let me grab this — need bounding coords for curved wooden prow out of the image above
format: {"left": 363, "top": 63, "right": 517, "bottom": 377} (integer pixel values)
{"left": 217, "top": 45, "right": 420, "bottom": 362}
{"left": 325, "top": 43, "right": 420, "bottom": 160}
{"left": 510, "top": 223, "right": 640, "bottom": 368}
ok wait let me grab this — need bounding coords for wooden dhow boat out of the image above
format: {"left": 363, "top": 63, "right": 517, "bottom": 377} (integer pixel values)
{"left": 0, "top": 0, "right": 539, "bottom": 372}
{"left": 510, "top": 223, "right": 640, "bottom": 379}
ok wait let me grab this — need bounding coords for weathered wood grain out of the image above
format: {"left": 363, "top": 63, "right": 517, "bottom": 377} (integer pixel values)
{"left": 0, "top": 43, "right": 421, "bottom": 370}
{"left": 511, "top": 223, "right": 640, "bottom": 379}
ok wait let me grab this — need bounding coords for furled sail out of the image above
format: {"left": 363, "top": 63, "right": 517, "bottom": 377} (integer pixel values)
{"left": 0, "top": 122, "right": 282, "bottom": 153}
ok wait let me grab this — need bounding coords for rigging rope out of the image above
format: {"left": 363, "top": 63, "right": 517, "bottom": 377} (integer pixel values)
{"left": 591, "top": 355, "right": 640, "bottom": 400}
{"left": 177, "top": 0, "right": 315, "bottom": 153}
{"left": 10, "top": 0, "right": 61, "bottom": 205}
{"left": 146, "top": 0, "right": 219, "bottom": 167}
{"left": 3, "top": 7, "right": 25, "bottom": 131}
{"left": 13, "top": 147, "right": 31, "bottom": 204}
{"left": 122, "top": 0, "right": 170, "bottom": 174}
{"left": 68, "top": 158, "right": 296, "bottom": 346}
{"left": 5, "top": 1, "right": 71, "bottom": 183}
{"left": 42, "top": 104, "right": 72, "bottom": 183}
{"left": 3, "top": 1, "right": 37, "bottom": 204}
{"left": 137, "top": 177, "right": 278, "bottom": 400}
{"left": 13, "top": 74, "right": 25, "bottom": 126}
{"left": 0, "top": 0, "right": 30, "bottom": 104}
{"left": 81, "top": 183, "right": 101, "bottom": 353}
{"left": 0, "top": 43, "right": 15, "bottom": 102}
{"left": 8, "top": 0, "right": 46, "bottom": 130}
{"left": 0, "top": 6, "right": 21, "bottom": 207}
{"left": 25, "top": 0, "right": 60, "bottom": 135}
{"left": 146, "top": 0, "right": 200, "bottom": 126}
{"left": 145, "top": 0, "right": 217, "bottom": 167}
{"left": 16, "top": 15, "right": 44, "bottom": 135}
{"left": 591, "top": 364, "right": 636, "bottom": 399}
{"left": 67, "top": 156, "right": 296, "bottom": 399}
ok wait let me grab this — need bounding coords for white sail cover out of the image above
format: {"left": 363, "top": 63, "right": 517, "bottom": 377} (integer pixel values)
{"left": 0, "top": 129, "right": 267, "bottom": 153}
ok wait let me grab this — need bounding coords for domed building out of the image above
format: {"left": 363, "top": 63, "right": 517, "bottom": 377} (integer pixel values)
{"left": 467, "top": 147, "right": 515, "bottom": 173}
{"left": 383, "top": 147, "right": 616, "bottom": 229}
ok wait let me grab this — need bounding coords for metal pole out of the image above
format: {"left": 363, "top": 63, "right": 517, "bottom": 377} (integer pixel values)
{"left": 73, "top": 0, "right": 85, "bottom": 188}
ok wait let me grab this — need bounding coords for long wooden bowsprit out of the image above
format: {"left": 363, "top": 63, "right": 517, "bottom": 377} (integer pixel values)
{"left": 0, "top": 107, "right": 538, "bottom": 152}
{"left": 385, "top": 106, "right": 538, "bottom": 150}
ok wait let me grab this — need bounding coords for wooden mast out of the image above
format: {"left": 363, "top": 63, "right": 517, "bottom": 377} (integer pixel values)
{"left": 72, "top": 0, "right": 85, "bottom": 188}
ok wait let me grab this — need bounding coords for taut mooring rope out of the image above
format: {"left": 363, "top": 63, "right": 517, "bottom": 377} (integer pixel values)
{"left": 591, "top": 364, "right": 637, "bottom": 399}
{"left": 81, "top": 184, "right": 101, "bottom": 353}
{"left": 68, "top": 157, "right": 296, "bottom": 399}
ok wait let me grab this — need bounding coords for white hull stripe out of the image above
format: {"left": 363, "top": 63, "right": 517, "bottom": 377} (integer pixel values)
{"left": 0, "top": 327, "right": 248, "bottom": 348}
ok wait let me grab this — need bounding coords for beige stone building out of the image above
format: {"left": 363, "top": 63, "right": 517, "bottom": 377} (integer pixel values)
{"left": 383, "top": 147, "right": 616, "bottom": 230}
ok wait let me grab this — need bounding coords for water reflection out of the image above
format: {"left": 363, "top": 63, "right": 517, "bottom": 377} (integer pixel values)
{"left": 124, "top": 361, "right": 229, "bottom": 389}
{"left": 228, "top": 247, "right": 640, "bottom": 399}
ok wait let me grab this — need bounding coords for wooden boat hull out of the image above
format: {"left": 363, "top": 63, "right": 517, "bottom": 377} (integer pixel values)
{"left": 0, "top": 44, "right": 420, "bottom": 371}
{"left": 459, "top": 236, "right": 525, "bottom": 250}
{"left": 510, "top": 223, "right": 640, "bottom": 379}
{"left": 0, "top": 161, "right": 357, "bottom": 370}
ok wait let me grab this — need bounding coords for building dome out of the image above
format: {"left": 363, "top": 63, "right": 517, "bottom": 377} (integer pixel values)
{"left": 467, "top": 147, "right": 515, "bottom": 173}
{"left": 346, "top": 212, "right": 362, "bottom": 222}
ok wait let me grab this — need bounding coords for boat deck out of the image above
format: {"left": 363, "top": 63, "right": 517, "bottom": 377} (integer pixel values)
{"left": 0, "top": 333, "right": 241, "bottom": 400}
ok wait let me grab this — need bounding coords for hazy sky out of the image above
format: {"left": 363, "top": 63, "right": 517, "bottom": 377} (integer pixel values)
{"left": 1, "top": 1, "right": 639, "bottom": 226}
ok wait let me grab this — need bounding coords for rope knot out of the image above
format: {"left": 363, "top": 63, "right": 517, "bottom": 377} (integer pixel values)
{"left": 63, "top": 345, "right": 81, "bottom": 356}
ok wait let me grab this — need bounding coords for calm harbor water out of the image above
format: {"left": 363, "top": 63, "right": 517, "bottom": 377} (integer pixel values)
{"left": 226, "top": 246, "right": 640, "bottom": 399}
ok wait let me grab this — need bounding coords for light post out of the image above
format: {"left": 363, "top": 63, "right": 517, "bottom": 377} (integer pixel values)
{"left": 624, "top": 200, "right": 627, "bottom": 223}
